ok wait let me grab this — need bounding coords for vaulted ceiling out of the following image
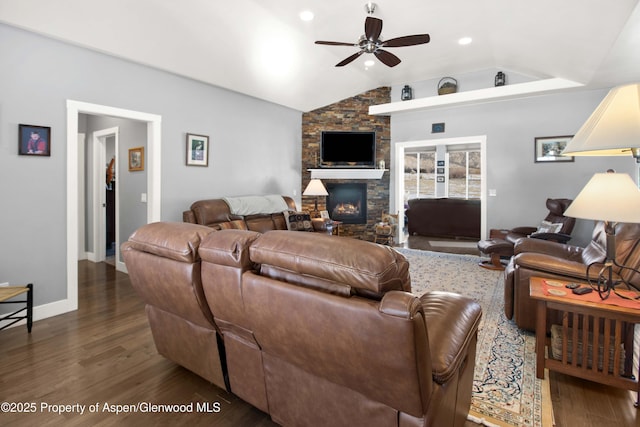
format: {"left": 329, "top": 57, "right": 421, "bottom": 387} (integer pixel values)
{"left": 1, "top": 0, "right": 639, "bottom": 112}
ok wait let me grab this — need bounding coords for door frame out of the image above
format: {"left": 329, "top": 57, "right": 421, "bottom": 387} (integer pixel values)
{"left": 92, "top": 127, "right": 119, "bottom": 265}
{"left": 61, "top": 100, "right": 161, "bottom": 315}
{"left": 394, "top": 135, "right": 487, "bottom": 243}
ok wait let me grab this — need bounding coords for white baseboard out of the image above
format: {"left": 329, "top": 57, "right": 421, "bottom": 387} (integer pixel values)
{"left": 1, "top": 298, "right": 76, "bottom": 330}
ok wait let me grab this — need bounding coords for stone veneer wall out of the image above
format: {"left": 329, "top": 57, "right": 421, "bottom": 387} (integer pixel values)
{"left": 301, "top": 87, "right": 391, "bottom": 241}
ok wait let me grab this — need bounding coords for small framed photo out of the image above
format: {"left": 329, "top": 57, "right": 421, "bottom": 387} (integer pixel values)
{"left": 437, "top": 160, "right": 445, "bottom": 167}
{"left": 436, "top": 167, "right": 445, "bottom": 174}
{"left": 437, "top": 176, "right": 445, "bottom": 183}
{"left": 128, "top": 147, "right": 144, "bottom": 171}
{"left": 534, "top": 135, "right": 574, "bottom": 163}
{"left": 320, "top": 210, "right": 330, "bottom": 219}
{"left": 186, "top": 133, "right": 209, "bottom": 167}
{"left": 432, "top": 122, "right": 445, "bottom": 133}
{"left": 19, "top": 124, "right": 51, "bottom": 156}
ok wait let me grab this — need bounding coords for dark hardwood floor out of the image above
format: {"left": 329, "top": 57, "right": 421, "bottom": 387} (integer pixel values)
{"left": 1, "top": 260, "right": 639, "bottom": 426}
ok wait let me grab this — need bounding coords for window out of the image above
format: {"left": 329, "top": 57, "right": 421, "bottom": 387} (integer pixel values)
{"left": 447, "top": 150, "right": 481, "bottom": 199}
{"left": 404, "top": 151, "right": 435, "bottom": 199}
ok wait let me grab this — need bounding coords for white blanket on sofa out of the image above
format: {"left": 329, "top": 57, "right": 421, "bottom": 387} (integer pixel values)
{"left": 222, "top": 195, "right": 289, "bottom": 216}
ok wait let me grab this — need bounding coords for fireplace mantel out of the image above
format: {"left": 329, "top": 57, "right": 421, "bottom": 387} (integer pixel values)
{"left": 308, "top": 169, "right": 386, "bottom": 180}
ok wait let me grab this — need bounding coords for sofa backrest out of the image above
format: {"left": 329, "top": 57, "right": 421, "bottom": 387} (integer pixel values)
{"left": 250, "top": 230, "right": 411, "bottom": 298}
{"left": 183, "top": 196, "right": 296, "bottom": 231}
{"left": 244, "top": 231, "right": 430, "bottom": 422}
{"left": 121, "top": 222, "right": 227, "bottom": 388}
{"left": 122, "top": 222, "right": 216, "bottom": 328}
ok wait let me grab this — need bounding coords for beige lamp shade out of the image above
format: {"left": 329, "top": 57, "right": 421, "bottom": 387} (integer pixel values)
{"left": 561, "top": 83, "right": 640, "bottom": 158}
{"left": 563, "top": 172, "right": 640, "bottom": 223}
{"left": 303, "top": 179, "right": 328, "bottom": 196}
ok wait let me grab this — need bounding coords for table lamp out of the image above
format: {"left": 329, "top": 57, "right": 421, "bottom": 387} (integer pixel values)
{"left": 561, "top": 83, "right": 640, "bottom": 162}
{"left": 563, "top": 171, "right": 640, "bottom": 298}
{"left": 303, "top": 179, "right": 328, "bottom": 217}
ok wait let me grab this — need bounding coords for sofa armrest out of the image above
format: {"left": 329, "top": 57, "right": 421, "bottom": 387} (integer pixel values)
{"left": 183, "top": 210, "right": 196, "bottom": 224}
{"left": 510, "top": 226, "right": 537, "bottom": 236}
{"left": 419, "top": 291, "right": 482, "bottom": 384}
{"left": 513, "top": 252, "right": 597, "bottom": 279}
{"left": 514, "top": 237, "right": 583, "bottom": 260}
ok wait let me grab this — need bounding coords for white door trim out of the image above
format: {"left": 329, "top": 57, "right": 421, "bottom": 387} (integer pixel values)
{"left": 57, "top": 100, "right": 162, "bottom": 319}
{"left": 394, "top": 135, "right": 487, "bottom": 243}
{"left": 92, "top": 127, "right": 119, "bottom": 264}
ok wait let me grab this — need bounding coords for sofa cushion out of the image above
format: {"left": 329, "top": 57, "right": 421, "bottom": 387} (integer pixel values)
{"left": 283, "top": 211, "right": 314, "bottom": 232}
{"left": 218, "top": 219, "right": 248, "bottom": 230}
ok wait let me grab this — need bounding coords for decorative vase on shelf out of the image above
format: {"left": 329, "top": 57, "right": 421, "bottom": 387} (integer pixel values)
{"left": 379, "top": 160, "right": 386, "bottom": 169}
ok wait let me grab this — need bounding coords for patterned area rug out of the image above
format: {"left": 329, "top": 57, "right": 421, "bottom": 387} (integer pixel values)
{"left": 396, "top": 248, "right": 553, "bottom": 427}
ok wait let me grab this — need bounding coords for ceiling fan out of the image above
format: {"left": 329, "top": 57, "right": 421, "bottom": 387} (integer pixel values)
{"left": 315, "top": 2, "right": 430, "bottom": 68}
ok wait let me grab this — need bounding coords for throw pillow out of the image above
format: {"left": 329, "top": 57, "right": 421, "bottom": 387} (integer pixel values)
{"left": 284, "top": 211, "right": 314, "bottom": 232}
{"left": 218, "top": 220, "right": 248, "bottom": 230}
{"left": 533, "top": 220, "right": 563, "bottom": 235}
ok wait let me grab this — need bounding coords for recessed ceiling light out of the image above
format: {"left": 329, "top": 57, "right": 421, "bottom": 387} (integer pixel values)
{"left": 299, "top": 10, "right": 314, "bottom": 21}
{"left": 458, "top": 37, "right": 472, "bottom": 45}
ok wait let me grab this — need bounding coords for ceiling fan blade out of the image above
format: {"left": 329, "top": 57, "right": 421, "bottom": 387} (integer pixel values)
{"left": 315, "top": 41, "right": 356, "bottom": 47}
{"left": 382, "top": 34, "right": 430, "bottom": 48}
{"left": 374, "top": 49, "right": 401, "bottom": 67}
{"left": 336, "top": 51, "right": 365, "bottom": 67}
{"left": 365, "top": 16, "right": 383, "bottom": 41}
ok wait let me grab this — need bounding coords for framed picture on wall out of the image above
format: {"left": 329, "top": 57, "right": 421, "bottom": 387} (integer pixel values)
{"left": 18, "top": 124, "right": 51, "bottom": 156}
{"left": 186, "top": 133, "right": 209, "bottom": 166}
{"left": 437, "top": 176, "right": 445, "bottom": 183}
{"left": 534, "top": 135, "right": 574, "bottom": 163}
{"left": 128, "top": 147, "right": 144, "bottom": 171}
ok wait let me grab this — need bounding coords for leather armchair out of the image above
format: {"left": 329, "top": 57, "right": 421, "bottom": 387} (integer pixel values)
{"left": 478, "top": 198, "right": 576, "bottom": 270}
{"left": 504, "top": 221, "right": 640, "bottom": 331}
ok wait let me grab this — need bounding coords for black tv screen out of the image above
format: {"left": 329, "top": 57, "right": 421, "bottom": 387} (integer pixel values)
{"left": 320, "top": 131, "right": 376, "bottom": 168}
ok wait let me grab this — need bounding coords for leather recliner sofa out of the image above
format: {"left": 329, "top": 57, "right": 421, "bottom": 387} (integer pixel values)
{"left": 504, "top": 221, "right": 640, "bottom": 331}
{"left": 122, "top": 222, "right": 482, "bottom": 426}
{"left": 183, "top": 195, "right": 332, "bottom": 233}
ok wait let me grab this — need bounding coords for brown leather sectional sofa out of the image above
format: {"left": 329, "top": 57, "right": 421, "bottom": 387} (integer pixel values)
{"left": 122, "top": 222, "right": 482, "bottom": 426}
{"left": 183, "top": 195, "right": 332, "bottom": 233}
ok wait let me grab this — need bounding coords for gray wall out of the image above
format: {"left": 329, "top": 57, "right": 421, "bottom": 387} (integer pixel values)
{"left": 0, "top": 23, "right": 301, "bottom": 307}
{"left": 391, "top": 72, "right": 637, "bottom": 247}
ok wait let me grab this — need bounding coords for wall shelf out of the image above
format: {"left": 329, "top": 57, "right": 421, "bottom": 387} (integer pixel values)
{"left": 308, "top": 168, "right": 386, "bottom": 180}
{"left": 368, "top": 78, "right": 584, "bottom": 115}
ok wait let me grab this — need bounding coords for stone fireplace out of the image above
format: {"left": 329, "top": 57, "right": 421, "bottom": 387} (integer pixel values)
{"left": 326, "top": 183, "right": 367, "bottom": 224}
{"left": 301, "top": 87, "right": 391, "bottom": 240}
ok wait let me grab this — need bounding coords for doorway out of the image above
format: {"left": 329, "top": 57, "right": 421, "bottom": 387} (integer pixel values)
{"left": 61, "top": 100, "right": 162, "bottom": 316}
{"left": 394, "top": 135, "right": 488, "bottom": 243}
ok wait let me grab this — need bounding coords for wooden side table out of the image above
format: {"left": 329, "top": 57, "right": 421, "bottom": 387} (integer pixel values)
{"left": 0, "top": 283, "right": 33, "bottom": 333}
{"left": 529, "top": 277, "right": 640, "bottom": 405}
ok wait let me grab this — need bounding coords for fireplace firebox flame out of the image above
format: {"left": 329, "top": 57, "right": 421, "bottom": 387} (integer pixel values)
{"left": 333, "top": 203, "right": 360, "bottom": 217}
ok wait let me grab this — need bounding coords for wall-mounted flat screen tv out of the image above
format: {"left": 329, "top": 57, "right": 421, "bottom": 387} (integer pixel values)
{"left": 320, "top": 131, "right": 376, "bottom": 168}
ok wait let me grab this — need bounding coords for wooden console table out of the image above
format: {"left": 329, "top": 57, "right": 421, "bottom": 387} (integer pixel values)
{"left": 530, "top": 277, "right": 640, "bottom": 405}
{"left": 0, "top": 283, "right": 33, "bottom": 333}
